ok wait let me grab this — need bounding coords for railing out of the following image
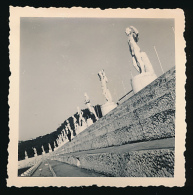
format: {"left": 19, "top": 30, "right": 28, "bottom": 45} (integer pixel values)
{"left": 117, "top": 90, "right": 133, "bottom": 103}
{"left": 20, "top": 160, "right": 42, "bottom": 177}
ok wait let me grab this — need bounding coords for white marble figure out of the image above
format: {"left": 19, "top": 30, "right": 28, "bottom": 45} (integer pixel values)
{"left": 32, "top": 147, "right": 37, "bottom": 156}
{"left": 125, "top": 26, "right": 155, "bottom": 74}
{"left": 77, "top": 106, "right": 87, "bottom": 126}
{"left": 65, "top": 125, "right": 71, "bottom": 141}
{"left": 72, "top": 116, "right": 80, "bottom": 135}
{"left": 25, "top": 151, "right": 28, "bottom": 159}
{"left": 67, "top": 120, "right": 74, "bottom": 139}
{"left": 48, "top": 143, "right": 52, "bottom": 152}
{"left": 41, "top": 145, "right": 45, "bottom": 154}
{"left": 63, "top": 130, "right": 68, "bottom": 141}
{"left": 58, "top": 134, "right": 62, "bottom": 144}
{"left": 54, "top": 141, "right": 56, "bottom": 148}
{"left": 98, "top": 70, "right": 113, "bottom": 102}
{"left": 84, "top": 92, "right": 99, "bottom": 120}
{"left": 72, "top": 116, "right": 78, "bottom": 130}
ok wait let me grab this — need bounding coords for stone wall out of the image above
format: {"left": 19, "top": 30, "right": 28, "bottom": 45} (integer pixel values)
{"left": 55, "top": 67, "right": 175, "bottom": 154}
{"left": 51, "top": 148, "right": 174, "bottom": 177}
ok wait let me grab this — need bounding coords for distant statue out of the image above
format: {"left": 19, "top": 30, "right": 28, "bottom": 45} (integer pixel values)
{"left": 72, "top": 115, "right": 79, "bottom": 130}
{"left": 98, "top": 70, "right": 113, "bottom": 102}
{"left": 66, "top": 120, "right": 72, "bottom": 131}
{"left": 58, "top": 134, "right": 63, "bottom": 144}
{"left": 25, "top": 151, "right": 28, "bottom": 159}
{"left": 32, "top": 147, "right": 37, "bottom": 156}
{"left": 41, "top": 145, "right": 45, "bottom": 154}
{"left": 61, "top": 129, "right": 67, "bottom": 139}
{"left": 77, "top": 106, "right": 86, "bottom": 126}
{"left": 84, "top": 92, "right": 98, "bottom": 120}
{"left": 48, "top": 143, "right": 52, "bottom": 152}
{"left": 67, "top": 119, "right": 74, "bottom": 138}
{"left": 54, "top": 141, "right": 56, "bottom": 148}
{"left": 65, "top": 125, "right": 71, "bottom": 142}
{"left": 125, "top": 26, "right": 155, "bottom": 74}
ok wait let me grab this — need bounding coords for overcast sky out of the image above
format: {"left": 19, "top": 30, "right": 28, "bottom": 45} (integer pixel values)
{"left": 19, "top": 17, "right": 175, "bottom": 141}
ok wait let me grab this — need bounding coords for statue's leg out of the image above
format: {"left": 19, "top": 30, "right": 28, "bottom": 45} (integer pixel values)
{"left": 91, "top": 107, "right": 98, "bottom": 120}
{"left": 132, "top": 56, "right": 140, "bottom": 72}
{"left": 141, "top": 52, "right": 155, "bottom": 74}
{"left": 129, "top": 36, "right": 145, "bottom": 73}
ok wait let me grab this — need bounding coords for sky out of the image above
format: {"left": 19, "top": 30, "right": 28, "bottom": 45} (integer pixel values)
{"left": 19, "top": 17, "right": 175, "bottom": 141}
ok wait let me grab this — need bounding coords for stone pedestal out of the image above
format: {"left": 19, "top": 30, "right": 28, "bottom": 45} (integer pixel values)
{"left": 79, "top": 124, "right": 87, "bottom": 133}
{"left": 87, "top": 118, "right": 93, "bottom": 127}
{"left": 101, "top": 101, "right": 117, "bottom": 116}
{"left": 131, "top": 72, "right": 157, "bottom": 94}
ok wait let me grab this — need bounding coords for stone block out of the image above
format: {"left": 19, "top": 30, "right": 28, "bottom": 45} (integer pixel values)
{"left": 134, "top": 92, "right": 174, "bottom": 120}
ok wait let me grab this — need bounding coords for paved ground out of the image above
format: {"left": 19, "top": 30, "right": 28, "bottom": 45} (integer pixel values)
{"left": 32, "top": 161, "right": 53, "bottom": 177}
{"left": 31, "top": 138, "right": 174, "bottom": 177}
{"left": 31, "top": 159, "right": 105, "bottom": 177}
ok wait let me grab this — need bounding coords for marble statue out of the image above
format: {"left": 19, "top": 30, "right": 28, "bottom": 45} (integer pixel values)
{"left": 25, "top": 151, "right": 28, "bottom": 159}
{"left": 98, "top": 70, "right": 113, "bottom": 102}
{"left": 125, "top": 26, "right": 155, "bottom": 74}
{"left": 54, "top": 141, "right": 56, "bottom": 148}
{"left": 72, "top": 115, "right": 78, "bottom": 129}
{"left": 41, "top": 145, "right": 45, "bottom": 154}
{"left": 48, "top": 143, "right": 52, "bottom": 152}
{"left": 67, "top": 119, "right": 74, "bottom": 139}
{"left": 84, "top": 92, "right": 99, "bottom": 120}
{"left": 65, "top": 124, "right": 72, "bottom": 142}
{"left": 77, "top": 106, "right": 86, "bottom": 126}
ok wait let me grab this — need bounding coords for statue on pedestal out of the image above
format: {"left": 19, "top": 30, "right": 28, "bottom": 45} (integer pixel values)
{"left": 125, "top": 26, "right": 155, "bottom": 74}
{"left": 32, "top": 147, "right": 37, "bottom": 157}
{"left": 98, "top": 70, "right": 113, "bottom": 102}
{"left": 84, "top": 92, "right": 99, "bottom": 121}
{"left": 77, "top": 106, "right": 87, "bottom": 126}
{"left": 41, "top": 145, "right": 45, "bottom": 154}
{"left": 72, "top": 115, "right": 79, "bottom": 134}
{"left": 125, "top": 26, "right": 157, "bottom": 94}
{"left": 65, "top": 125, "right": 71, "bottom": 142}
{"left": 98, "top": 70, "right": 117, "bottom": 116}
{"left": 48, "top": 143, "right": 52, "bottom": 152}
{"left": 67, "top": 119, "right": 74, "bottom": 139}
{"left": 25, "top": 151, "right": 28, "bottom": 159}
{"left": 54, "top": 141, "right": 56, "bottom": 150}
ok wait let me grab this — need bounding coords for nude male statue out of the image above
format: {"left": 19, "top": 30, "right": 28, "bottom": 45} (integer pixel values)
{"left": 77, "top": 106, "right": 86, "bottom": 126}
{"left": 98, "top": 70, "right": 113, "bottom": 102}
{"left": 125, "top": 26, "right": 155, "bottom": 74}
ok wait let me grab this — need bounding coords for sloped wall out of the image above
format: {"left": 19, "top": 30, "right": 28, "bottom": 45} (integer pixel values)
{"left": 54, "top": 67, "right": 175, "bottom": 155}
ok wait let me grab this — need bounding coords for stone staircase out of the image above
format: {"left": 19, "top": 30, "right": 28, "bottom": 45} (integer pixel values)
{"left": 48, "top": 67, "right": 175, "bottom": 177}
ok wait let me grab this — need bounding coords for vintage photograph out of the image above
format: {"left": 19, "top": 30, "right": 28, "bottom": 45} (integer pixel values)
{"left": 8, "top": 7, "right": 185, "bottom": 187}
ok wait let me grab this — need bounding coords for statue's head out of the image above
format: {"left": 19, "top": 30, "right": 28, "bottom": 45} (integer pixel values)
{"left": 125, "top": 27, "right": 132, "bottom": 35}
{"left": 125, "top": 26, "right": 139, "bottom": 42}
